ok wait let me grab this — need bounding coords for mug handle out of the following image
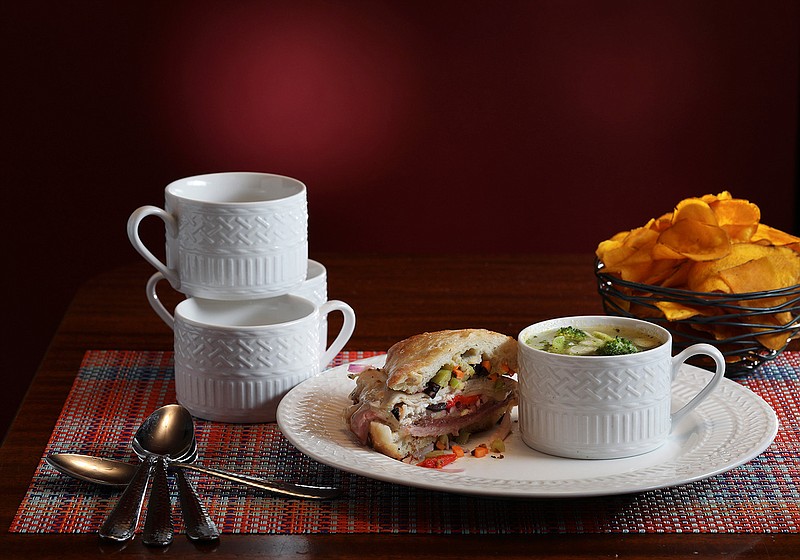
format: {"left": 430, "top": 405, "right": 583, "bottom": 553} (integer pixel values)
{"left": 127, "top": 206, "right": 181, "bottom": 290}
{"left": 670, "top": 343, "right": 726, "bottom": 425}
{"left": 317, "top": 300, "right": 356, "bottom": 370}
{"left": 146, "top": 272, "right": 175, "bottom": 330}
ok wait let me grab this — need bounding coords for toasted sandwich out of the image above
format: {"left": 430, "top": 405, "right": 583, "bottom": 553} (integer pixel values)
{"left": 346, "top": 329, "right": 519, "bottom": 461}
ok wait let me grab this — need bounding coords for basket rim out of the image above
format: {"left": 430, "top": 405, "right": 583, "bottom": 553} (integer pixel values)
{"left": 594, "top": 257, "right": 800, "bottom": 298}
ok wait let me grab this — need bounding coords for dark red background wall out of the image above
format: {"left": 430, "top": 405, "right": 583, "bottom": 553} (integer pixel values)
{"left": 3, "top": 1, "right": 797, "bottom": 440}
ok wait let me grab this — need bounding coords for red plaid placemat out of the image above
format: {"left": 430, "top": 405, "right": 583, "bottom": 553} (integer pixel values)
{"left": 9, "top": 350, "right": 800, "bottom": 534}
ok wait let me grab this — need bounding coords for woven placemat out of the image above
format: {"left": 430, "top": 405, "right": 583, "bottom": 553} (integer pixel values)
{"left": 9, "top": 350, "right": 800, "bottom": 534}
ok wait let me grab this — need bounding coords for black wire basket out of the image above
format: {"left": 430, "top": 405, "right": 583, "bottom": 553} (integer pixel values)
{"left": 595, "top": 259, "right": 800, "bottom": 377}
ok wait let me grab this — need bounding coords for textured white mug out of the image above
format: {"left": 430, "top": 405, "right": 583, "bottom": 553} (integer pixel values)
{"left": 517, "top": 316, "right": 725, "bottom": 459}
{"left": 146, "top": 272, "right": 355, "bottom": 423}
{"left": 128, "top": 172, "right": 308, "bottom": 300}
{"left": 293, "top": 260, "right": 328, "bottom": 352}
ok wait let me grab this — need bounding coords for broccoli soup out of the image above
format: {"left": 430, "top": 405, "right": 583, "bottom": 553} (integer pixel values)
{"left": 524, "top": 325, "right": 661, "bottom": 356}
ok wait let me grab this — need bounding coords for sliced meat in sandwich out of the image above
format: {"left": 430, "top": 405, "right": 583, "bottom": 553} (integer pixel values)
{"left": 345, "top": 329, "right": 519, "bottom": 461}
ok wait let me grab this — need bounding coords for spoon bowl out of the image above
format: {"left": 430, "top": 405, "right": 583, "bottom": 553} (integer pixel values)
{"left": 46, "top": 453, "right": 137, "bottom": 488}
{"left": 133, "top": 404, "right": 194, "bottom": 460}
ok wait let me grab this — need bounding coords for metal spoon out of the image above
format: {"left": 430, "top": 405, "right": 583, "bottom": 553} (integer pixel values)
{"left": 47, "top": 425, "right": 219, "bottom": 541}
{"left": 132, "top": 404, "right": 196, "bottom": 546}
{"left": 141, "top": 455, "right": 175, "bottom": 546}
{"left": 172, "top": 439, "right": 220, "bottom": 542}
{"left": 98, "top": 406, "right": 182, "bottom": 543}
{"left": 46, "top": 453, "right": 137, "bottom": 487}
{"left": 154, "top": 408, "right": 219, "bottom": 542}
{"left": 47, "top": 453, "right": 342, "bottom": 499}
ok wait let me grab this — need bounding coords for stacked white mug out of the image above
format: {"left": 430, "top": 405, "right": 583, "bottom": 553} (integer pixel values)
{"left": 128, "top": 172, "right": 355, "bottom": 422}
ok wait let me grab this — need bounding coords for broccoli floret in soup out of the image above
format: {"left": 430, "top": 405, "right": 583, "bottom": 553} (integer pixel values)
{"left": 598, "top": 336, "right": 640, "bottom": 356}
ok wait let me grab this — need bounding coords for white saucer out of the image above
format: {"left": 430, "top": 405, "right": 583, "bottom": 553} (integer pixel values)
{"left": 276, "top": 355, "right": 778, "bottom": 498}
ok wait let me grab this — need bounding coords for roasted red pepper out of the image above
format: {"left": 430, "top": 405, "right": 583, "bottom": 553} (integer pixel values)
{"left": 446, "top": 394, "right": 480, "bottom": 411}
{"left": 416, "top": 453, "right": 458, "bottom": 469}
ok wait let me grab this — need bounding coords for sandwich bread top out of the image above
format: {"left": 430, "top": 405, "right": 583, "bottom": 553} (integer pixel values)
{"left": 385, "top": 329, "right": 519, "bottom": 393}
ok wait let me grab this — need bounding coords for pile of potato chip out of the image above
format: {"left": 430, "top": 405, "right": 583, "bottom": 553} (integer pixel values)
{"left": 596, "top": 191, "right": 800, "bottom": 351}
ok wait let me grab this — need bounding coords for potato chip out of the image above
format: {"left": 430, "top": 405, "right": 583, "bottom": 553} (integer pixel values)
{"left": 650, "top": 242, "right": 685, "bottom": 260}
{"left": 671, "top": 198, "right": 719, "bottom": 226}
{"left": 627, "top": 300, "right": 663, "bottom": 318}
{"left": 689, "top": 320, "right": 741, "bottom": 346}
{"left": 596, "top": 227, "right": 660, "bottom": 282}
{"left": 700, "top": 190, "right": 733, "bottom": 204}
{"left": 658, "top": 261, "right": 692, "bottom": 288}
{"left": 657, "top": 219, "right": 731, "bottom": 261}
{"left": 646, "top": 212, "right": 674, "bottom": 233}
{"left": 751, "top": 223, "right": 800, "bottom": 247}
{"left": 718, "top": 249, "right": 800, "bottom": 294}
{"left": 686, "top": 243, "right": 779, "bottom": 293}
{"left": 708, "top": 197, "right": 760, "bottom": 243}
{"left": 596, "top": 191, "right": 800, "bottom": 355}
{"left": 753, "top": 328, "right": 792, "bottom": 351}
{"left": 654, "top": 301, "right": 703, "bottom": 321}
{"left": 739, "top": 305, "right": 795, "bottom": 350}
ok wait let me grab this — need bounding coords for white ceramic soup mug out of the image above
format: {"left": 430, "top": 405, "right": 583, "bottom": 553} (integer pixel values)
{"left": 146, "top": 272, "right": 355, "bottom": 423}
{"left": 517, "top": 316, "right": 725, "bottom": 459}
{"left": 149, "top": 259, "right": 328, "bottom": 348}
{"left": 128, "top": 172, "right": 308, "bottom": 300}
{"left": 293, "top": 260, "right": 328, "bottom": 352}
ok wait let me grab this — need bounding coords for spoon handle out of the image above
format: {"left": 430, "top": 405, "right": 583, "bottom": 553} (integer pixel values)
{"left": 176, "top": 464, "right": 341, "bottom": 500}
{"left": 174, "top": 469, "right": 220, "bottom": 541}
{"left": 142, "top": 457, "right": 173, "bottom": 546}
{"left": 99, "top": 457, "right": 153, "bottom": 541}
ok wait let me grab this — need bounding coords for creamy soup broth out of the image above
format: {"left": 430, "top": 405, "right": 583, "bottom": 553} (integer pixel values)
{"left": 525, "top": 325, "right": 662, "bottom": 356}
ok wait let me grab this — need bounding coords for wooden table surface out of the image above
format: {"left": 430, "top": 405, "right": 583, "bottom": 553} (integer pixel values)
{"left": 1, "top": 253, "right": 797, "bottom": 558}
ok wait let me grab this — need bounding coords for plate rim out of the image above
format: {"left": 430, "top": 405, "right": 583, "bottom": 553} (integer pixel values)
{"left": 276, "top": 355, "right": 779, "bottom": 498}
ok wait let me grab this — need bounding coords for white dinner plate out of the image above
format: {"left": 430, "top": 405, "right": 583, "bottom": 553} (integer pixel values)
{"left": 276, "top": 355, "right": 778, "bottom": 498}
